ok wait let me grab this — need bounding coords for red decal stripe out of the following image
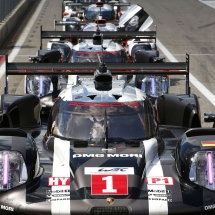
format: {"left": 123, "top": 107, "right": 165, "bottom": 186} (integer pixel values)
{"left": 68, "top": 102, "right": 139, "bottom": 107}
{"left": 202, "top": 141, "right": 215, "bottom": 146}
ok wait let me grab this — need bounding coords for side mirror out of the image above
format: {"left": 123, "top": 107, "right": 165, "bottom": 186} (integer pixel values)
{"left": 134, "top": 50, "right": 159, "bottom": 63}
{"left": 204, "top": 113, "right": 215, "bottom": 128}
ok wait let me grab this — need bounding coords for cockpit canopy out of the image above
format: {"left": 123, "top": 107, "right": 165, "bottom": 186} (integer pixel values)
{"left": 85, "top": 4, "right": 115, "bottom": 21}
{"left": 83, "top": 23, "right": 117, "bottom": 32}
{"left": 70, "top": 50, "right": 126, "bottom": 63}
{"left": 51, "top": 101, "right": 155, "bottom": 143}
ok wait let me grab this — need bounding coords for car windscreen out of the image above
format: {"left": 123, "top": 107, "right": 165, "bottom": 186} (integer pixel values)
{"left": 70, "top": 50, "right": 126, "bottom": 63}
{"left": 51, "top": 43, "right": 71, "bottom": 61}
{"left": 53, "top": 101, "right": 155, "bottom": 142}
{"left": 85, "top": 4, "right": 114, "bottom": 20}
{"left": 83, "top": 23, "right": 117, "bottom": 31}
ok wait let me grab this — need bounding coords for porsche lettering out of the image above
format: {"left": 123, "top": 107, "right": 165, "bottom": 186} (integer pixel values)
{"left": 68, "top": 102, "right": 140, "bottom": 107}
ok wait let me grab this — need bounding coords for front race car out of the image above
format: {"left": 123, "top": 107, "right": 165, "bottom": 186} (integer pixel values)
{"left": 1, "top": 55, "right": 215, "bottom": 214}
{"left": 1, "top": 101, "right": 215, "bottom": 215}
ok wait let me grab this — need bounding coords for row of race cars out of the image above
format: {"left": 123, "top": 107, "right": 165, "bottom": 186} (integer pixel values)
{"left": 0, "top": 0, "right": 215, "bottom": 214}
{"left": 28, "top": 1, "right": 161, "bottom": 108}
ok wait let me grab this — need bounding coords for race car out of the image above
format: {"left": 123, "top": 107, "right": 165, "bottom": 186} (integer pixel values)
{"left": 1, "top": 53, "right": 215, "bottom": 215}
{"left": 26, "top": 4, "right": 164, "bottom": 107}
{"left": 60, "top": 0, "right": 130, "bottom": 32}
{"left": 25, "top": 25, "right": 157, "bottom": 108}
{"left": 59, "top": 3, "right": 152, "bottom": 33}
{"left": 62, "top": 0, "right": 130, "bottom": 20}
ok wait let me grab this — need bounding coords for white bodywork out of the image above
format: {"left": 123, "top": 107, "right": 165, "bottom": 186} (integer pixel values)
{"left": 63, "top": 5, "right": 77, "bottom": 18}
{"left": 47, "top": 40, "right": 73, "bottom": 51}
{"left": 59, "top": 80, "right": 146, "bottom": 103}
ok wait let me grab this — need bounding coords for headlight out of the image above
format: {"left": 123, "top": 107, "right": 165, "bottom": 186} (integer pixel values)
{"left": 189, "top": 151, "right": 215, "bottom": 190}
{"left": 141, "top": 75, "right": 169, "bottom": 97}
{"left": 125, "top": 16, "right": 139, "bottom": 31}
{"left": 0, "top": 151, "right": 27, "bottom": 191}
{"left": 26, "top": 75, "right": 53, "bottom": 97}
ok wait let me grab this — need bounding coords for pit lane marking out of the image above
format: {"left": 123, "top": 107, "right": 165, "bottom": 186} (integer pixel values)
{"left": 126, "top": 0, "right": 215, "bottom": 107}
{"left": 199, "top": 0, "right": 215, "bottom": 9}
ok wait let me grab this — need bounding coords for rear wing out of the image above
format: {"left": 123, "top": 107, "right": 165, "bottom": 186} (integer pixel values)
{"left": 66, "top": 2, "right": 131, "bottom": 7}
{"left": 2, "top": 54, "right": 190, "bottom": 94}
{"left": 54, "top": 19, "right": 119, "bottom": 30}
{"left": 40, "top": 25, "right": 156, "bottom": 49}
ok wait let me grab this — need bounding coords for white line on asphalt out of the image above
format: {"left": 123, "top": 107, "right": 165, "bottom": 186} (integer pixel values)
{"left": 173, "top": 54, "right": 215, "bottom": 56}
{"left": 156, "top": 39, "right": 215, "bottom": 106}
{"left": 199, "top": 0, "right": 215, "bottom": 9}
{"left": 123, "top": 0, "right": 215, "bottom": 107}
{"left": 0, "top": 0, "right": 46, "bottom": 79}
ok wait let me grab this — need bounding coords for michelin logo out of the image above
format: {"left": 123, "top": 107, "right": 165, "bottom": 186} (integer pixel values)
{"left": 1, "top": 205, "right": 14, "bottom": 211}
{"left": 73, "top": 154, "right": 142, "bottom": 158}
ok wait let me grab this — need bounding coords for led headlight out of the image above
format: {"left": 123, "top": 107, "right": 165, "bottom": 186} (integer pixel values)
{"left": 141, "top": 75, "right": 169, "bottom": 97}
{"left": 26, "top": 75, "right": 53, "bottom": 97}
{"left": 0, "top": 151, "right": 27, "bottom": 191}
{"left": 125, "top": 15, "right": 139, "bottom": 31}
{"left": 189, "top": 151, "right": 215, "bottom": 190}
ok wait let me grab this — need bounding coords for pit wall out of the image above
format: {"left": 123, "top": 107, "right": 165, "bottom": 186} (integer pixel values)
{"left": 0, "top": 0, "right": 33, "bottom": 47}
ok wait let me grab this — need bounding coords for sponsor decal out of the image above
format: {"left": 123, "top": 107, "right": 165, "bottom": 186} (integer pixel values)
{"left": 148, "top": 189, "right": 172, "bottom": 193}
{"left": 85, "top": 167, "right": 134, "bottom": 175}
{"left": 46, "top": 197, "right": 70, "bottom": 202}
{"left": 1, "top": 205, "right": 14, "bottom": 212}
{"left": 46, "top": 189, "right": 70, "bottom": 195}
{"left": 148, "top": 197, "right": 172, "bottom": 202}
{"left": 205, "top": 204, "right": 215, "bottom": 210}
{"left": 48, "top": 177, "right": 70, "bottom": 186}
{"left": 73, "top": 154, "right": 142, "bottom": 158}
{"left": 201, "top": 141, "right": 215, "bottom": 147}
{"left": 91, "top": 174, "right": 128, "bottom": 195}
{"left": 147, "top": 189, "right": 172, "bottom": 202}
{"left": 147, "top": 177, "right": 174, "bottom": 185}
{"left": 150, "top": 194, "right": 172, "bottom": 198}
{"left": 46, "top": 189, "right": 70, "bottom": 201}
{"left": 51, "top": 139, "right": 70, "bottom": 214}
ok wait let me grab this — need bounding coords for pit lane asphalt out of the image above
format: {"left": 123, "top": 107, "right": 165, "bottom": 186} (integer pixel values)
{"left": 133, "top": 0, "right": 215, "bottom": 127}
{"left": 0, "top": 0, "right": 214, "bottom": 127}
